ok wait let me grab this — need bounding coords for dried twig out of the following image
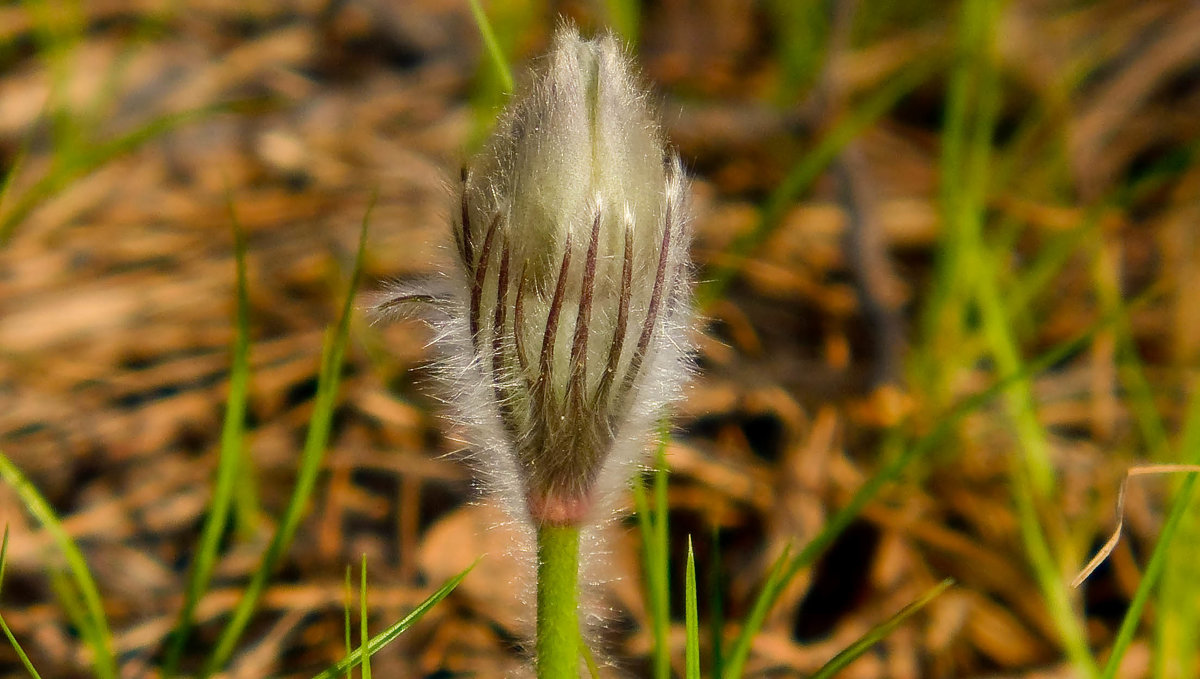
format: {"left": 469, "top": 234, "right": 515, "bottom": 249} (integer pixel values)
{"left": 1072, "top": 463, "right": 1200, "bottom": 588}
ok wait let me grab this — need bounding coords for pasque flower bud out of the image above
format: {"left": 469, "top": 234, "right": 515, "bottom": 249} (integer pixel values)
{"left": 380, "top": 26, "right": 691, "bottom": 527}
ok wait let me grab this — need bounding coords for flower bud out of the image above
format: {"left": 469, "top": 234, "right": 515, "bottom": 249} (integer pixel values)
{"left": 385, "top": 26, "right": 692, "bottom": 527}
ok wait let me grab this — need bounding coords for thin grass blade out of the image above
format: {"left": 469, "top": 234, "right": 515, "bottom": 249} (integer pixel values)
{"left": 47, "top": 568, "right": 98, "bottom": 668}
{"left": 343, "top": 566, "right": 352, "bottom": 679}
{"left": 0, "top": 609, "right": 42, "bottom": 679}
{"left": 631, "top": 466, "right": 666, "bottom": 672}
{"left": 0, "top": 527, "right": 8, "bottom": 602}
{"left": 200, "top": 198, "right": 373, "bottom": 677}
{"left": 765, "top": 0, "right": 827, "bottom": 103}
{"left": 0, "top": 102, "right": 246, "bottom": 245}
{"left": 707, "top": 525, "right": 725, "bottom": 676}
{"left": 0, "top": 452, "right": 116, "bottom": 679}
{"left": 0, "top": 145, "right": 28, "bottom": 217}
{"left": 161, "top": 196, "right": 254, "bottom": 677}
{"left": 943, "top": 0, "right": 1092, "bottom": 667}
{"left": 602, "top": 0, "right": 640, "bottom": 45}
{"left": 581, "top": 639, "right": 602, "bottom": 679}
{"left": 467, "top": 0, "right": 513, "bottom": 93}
{"left": 310, "top": 560, "right": 478, "bottom": 679}
{"left": 636, "top": 429, "right": 671, "bottom": 679}
{"left": 721, "top": 300, "right": 1127, "bottom": 678}
{"left": 684, "top": 538, "right": 700, "bottom": 679}
{"left": 1102, "top": 382, "right": 1200, "bottom": 678}
{"left": 0, "top": 528, "right": 44, "bottom": 679}
{"left": 654, "top": 431, "right": 672, "bottom": 679}
{"left": 721, "top": 544, "right": 791, "bottom": 679}
{"left": 809, "top": 579, "right": 953, "bottom": 679}
{"left": 697, "top": 60, "right": 933, "bottom": 308}
{"left": 360, "top": 555, "right": 372, "bottom": 679}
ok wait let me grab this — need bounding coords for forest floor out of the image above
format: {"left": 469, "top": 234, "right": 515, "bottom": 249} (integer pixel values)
{"left": 2, "top": 1, "right": 1200, "bottom": 677}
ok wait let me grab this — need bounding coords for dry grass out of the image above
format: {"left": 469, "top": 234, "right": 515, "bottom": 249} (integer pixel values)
{"left": 1, "top": 0, "right": 1199, "bottom": 677}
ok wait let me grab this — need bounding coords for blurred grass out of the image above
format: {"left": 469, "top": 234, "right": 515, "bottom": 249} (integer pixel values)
{"left": 696, "top": 58, "right": 933, "bottom": 310}
{"left": 466, "top": 0, "right": 540, "bottom": 147}
{"left": 602, "top": 0, "right": 640, "bottom": 45}
{"left": 764, "top": 0, "right": 826, "bottom": 105}
{"left": 467, "top": 0, "right": 514, "bottom": 94}
{"left": 718, "top": 293, "right": 1120, "bottom": 677}
{"left": 160, "top": 195, "right": 254, "bottom": 677}
{"left": 359, "top": 556, "right": 372, "bottom": 679}
{"left": 199, "top": 198, "right": 372, "bottom": 678}
{"left": 1108, "top": 391, "right": 1200, "bottom": 678}
{"left": 2, "top": 0, "right": 1200, "bottom": 676}
{"left": 0, "top": 453, "right": 116, "bottom": 679}
{"left": 0, "top": 0, "right": 231, "bottom": 246}
{"left": 342, "top": 566, "right": 353, "bottom": 679}
{"left": 632, "top": 431, "right": 671, "bottom": 679}
{"left": 684, "top": 538, "right": 699, "bottom": 679}
{"left": 928, "top": 0, "right": 1093, "bottom": 673}
{"left": 809, "top": 579, "right": 954, "bottom": 679}
{"left": 310, "top": 561, "right": 477, "bottom": 679}
{"left": 0, "top": 528, "right": 43, "bottom": 679}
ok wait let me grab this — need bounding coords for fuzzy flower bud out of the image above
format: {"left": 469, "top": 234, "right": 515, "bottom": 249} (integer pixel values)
{"left": 382, "top": 26, "right": 691, "bottom": 527}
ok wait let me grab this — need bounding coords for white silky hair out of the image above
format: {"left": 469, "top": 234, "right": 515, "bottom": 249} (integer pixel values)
{"left": 373, "top": 23, "right": 694, "bottom": 673}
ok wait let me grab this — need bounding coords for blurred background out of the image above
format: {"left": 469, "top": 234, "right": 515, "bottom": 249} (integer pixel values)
{"left": 1, "top": 0, "right": 1199, "bottom": 677}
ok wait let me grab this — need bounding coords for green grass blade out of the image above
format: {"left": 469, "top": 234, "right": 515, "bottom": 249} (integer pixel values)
{"left": 232, "top": 450, "right": 261, "bottom": 540}
{"left": 26, "top": 0, "right": 87, "bottom": 172}
{"left": 0, "top": 144, "right": 28, "bottom": 217}
{"left": 765, "top": 0, "right": 827, "bottom": 104}
{"left": 1090, "top": 236, "right": 1168, "bottom": 461}
{"left": 921, "top": 0, "right": 1094, "bottom": 673}
{"left": 653, "top": 431, "right": 670, "bottom": 668}
{"left": 1102, "top": 383, "right": 1200, "bottom": 678}
{"left": 360, "top": 555, "right": 372, "bottom": 679}
{"left": 47, "top": 568, "right": 99, "bottom": 669}
{"left": 310, "top": 560, "right": 478, "bottom": 679}
{"left": 0, "top": 102, "right": 242, "bottom": 245}
{"left": 721, "top": 305, "right": 1120, "bottom": 679}
{"left": 722, "top": 545, "right": 792, "bottom": 679}
{"left": 467, "top": 0, "right": 513, "bottom": 93}
{"left": 603, "top": 0, "right": 640, "bottom": 45}
{"left": 1, "top": 527, "right": 44, "bottom": 679}
{"left": 0, "top": 452, "right": 116, "bottom": 679}
{"left": 161, "top": 195, "right": 254, "bottom": 677}
{"left": 966, "top": 110, "right": 1098, "bottom": 679}
{"left": 0, "top": 607, "right": 42, "bottom": 679}
{"left": 976, "top": 249, "right": 1097, "bottom": 678}
{"left": 916, "top": 0, "right": 999, "bottom": 408}
{"left": 343, "top": 566, "right": 352, "bottom": 679}
{"left": 697, "top": 59, "right": 933, "bottom": 308}
{"left": 809, "top": 579, "right": 953, "bottom": 679}
{"left": 684, "top": 538, "right": 700, "bottom": 679}
{"left": 1155, "top": 487, "right": 1200, "bottom": 677}
{"left": 0, "top": 528, "right": 9, "bottom": 609}
{"left": 707, "top": 525, "right": 725, "bottom": 676}
{"left": 200, "top": 199, "right": 373, "bottom": 677}
{"left": 1109, "top": 475, "right": 1200, "bottom": 679}
{"left": 581, "top": 637, "right": 602, "bottom": 679}
{"left": 631, "top": 465, "right": 666, "bottom": 673}
{"left": 635, "top": 429, "right": 671, "bottom": 679}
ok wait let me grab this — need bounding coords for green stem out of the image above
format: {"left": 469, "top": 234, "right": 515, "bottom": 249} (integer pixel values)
{"left": 537, "top": 523, "right": 581, "bottom": 678}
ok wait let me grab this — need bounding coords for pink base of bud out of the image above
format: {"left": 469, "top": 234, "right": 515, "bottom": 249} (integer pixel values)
{"left": 527, "top": 490, "right": 593, "bottom": 526}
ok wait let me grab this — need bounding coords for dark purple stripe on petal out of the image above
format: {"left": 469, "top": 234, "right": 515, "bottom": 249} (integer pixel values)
{"left": 537, "top": 239, "right": 574, "bottom": 399}
{"left": 469, "top": 213, "right": 501, "bottom": 347}
{"left": 567, "top": 211, "right": 602, "bottom": 406}
{"left": 457, "top": 167, "right": 474, "bottom": 268}
{"left": 617, "top": 202, "right": 673, "bottom": 411}
{"left": 594, "top": 222, "right": 634, "bottom": 409}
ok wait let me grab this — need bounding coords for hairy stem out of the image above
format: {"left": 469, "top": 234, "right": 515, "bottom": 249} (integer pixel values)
{"left": 537, "top": 523, "right": 581, "bottom": 678}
